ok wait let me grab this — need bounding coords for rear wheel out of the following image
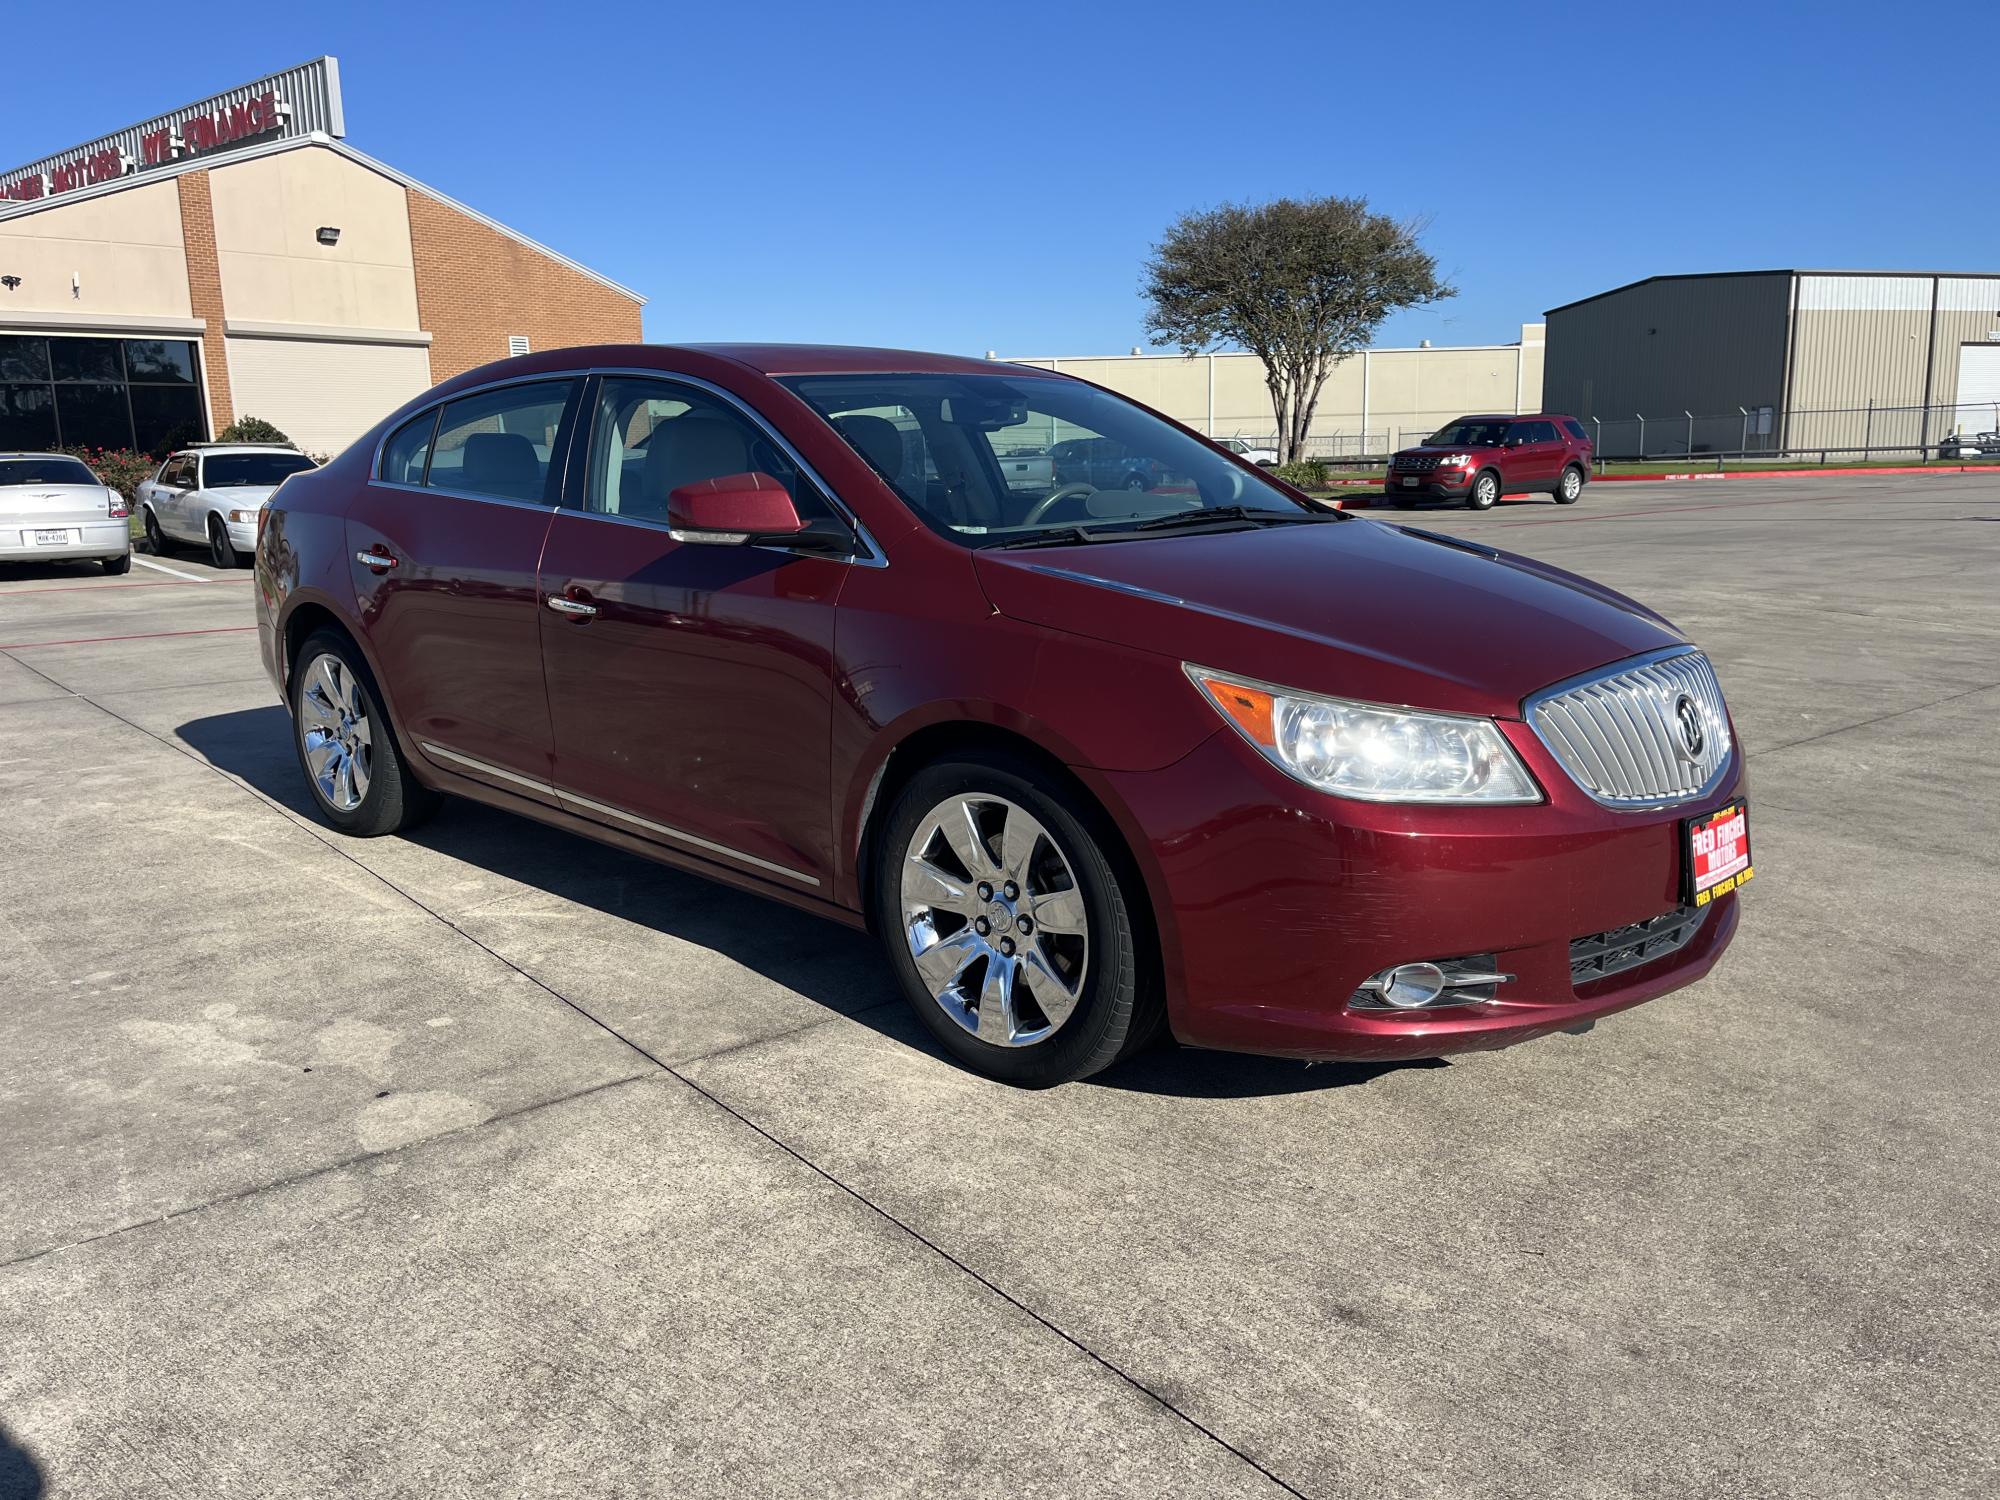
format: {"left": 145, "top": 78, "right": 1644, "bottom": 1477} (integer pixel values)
{"left": 102, "top": 553, "right": 132, "bottom": 576}
{"left": 208, "top": 516, "right": 242, "bottom": 569}
{"left": 1557, "top": 465, "right": 1585, "bottom": 504}
{"left": 291, "top": 630, "right": 439, "bottom": 837}
{"left": 1467, "top": 471, "right": 1501, "bottom": 510}
{"left": 878, "top": 753, "right": 1158, "bottom": 1086}
{"left": 142, "top": 507, "right": 168, "bottom": 553}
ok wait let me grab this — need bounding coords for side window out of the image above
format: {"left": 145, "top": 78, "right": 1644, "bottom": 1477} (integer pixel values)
{"left": 380, "top": 410, "right": 439, "bottom": 485}
{"left": 584, "top": 376, "right": 834, "bottom": 524}
{"left": 157, "top": 458, "right": 184, "bottom": 488}
{"left": 1562, "top": 418, "right": 1589, "bottom": 442}
{"left": 183, "top": 457, "right": 202, "bottom": 490}
{"left": 1532, "top": 420, "right": 1560, "bottom": 443}
{"left": 427, "top": 380, "right": 575, "bottom": 503}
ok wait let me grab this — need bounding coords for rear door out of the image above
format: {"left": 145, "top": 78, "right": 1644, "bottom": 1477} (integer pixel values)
{"left": 535, "top": 373, "right": 851, "bottom": 889}
{"left": 1507, "top": 420, "right": 1561, "bottom": 489}
{"left": 345, "top": 376, "right": 581, "bottom": 799}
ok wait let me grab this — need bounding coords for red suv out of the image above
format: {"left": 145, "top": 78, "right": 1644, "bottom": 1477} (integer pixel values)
{"left": 257, "top": 347, "right": 1745, "bottom": 1086}
{"left": 1387, "top": 413, "right": 1594, "bottom": 509}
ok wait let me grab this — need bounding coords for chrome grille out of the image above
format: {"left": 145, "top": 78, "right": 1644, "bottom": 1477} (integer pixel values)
{"left": 1526, "top": 648, "right": 1732, "bottom": 806}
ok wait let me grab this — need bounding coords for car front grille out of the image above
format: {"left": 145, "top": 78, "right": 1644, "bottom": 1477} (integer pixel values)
{"left": 1526, "top": 648, "right": 1732, "bottom": 806}
{"left": 1392, "top": 455, "right": 1440, "bottom": 472}
{"left": 1570, "top": 902, "right": 1709, "bottom": 985}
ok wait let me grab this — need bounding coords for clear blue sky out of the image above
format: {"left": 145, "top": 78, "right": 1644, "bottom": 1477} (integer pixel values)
{"left": 3, "top": 0, "right": 1987, "bottom": 357}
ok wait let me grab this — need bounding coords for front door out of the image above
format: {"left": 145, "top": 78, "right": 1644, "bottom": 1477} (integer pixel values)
{"left": 345, "top": 376, "right": 580, "bottom": 798}
{"left": 536, "top": 374, "right": 850, "bottom": 890}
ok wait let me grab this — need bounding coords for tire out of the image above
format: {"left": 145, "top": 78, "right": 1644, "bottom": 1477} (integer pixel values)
{"left": 142, "top": 506, "right": 167, "bottom": 553}
{"left": 1122, "top": 472, "right": 1148, "bottom": 491}
{"left": 208, "top": 517, "right": 242, "bottom": 569}
{"left": 290, "top": 629, "right": 440, "bottom": 837}
{"left": 1467, "top": 470, "right": 1501, "bottom": 510}
{"left": 1556, "top": 465, "right": 1585, "bottom": 504}
{"left": 102, "top": 552, "right": 132, "bottom": 576}
{"left": 875, "top": 752, "right": 1160, "bottom": 1086}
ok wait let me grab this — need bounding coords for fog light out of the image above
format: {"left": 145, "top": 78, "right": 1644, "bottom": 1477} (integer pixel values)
{"left": 1378, "top": 962, "right": 1447, "bottom": 1008}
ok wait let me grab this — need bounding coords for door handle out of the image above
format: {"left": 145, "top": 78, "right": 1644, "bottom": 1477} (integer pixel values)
{"left": 545, "top": 594, "right": 599, "bottom": 618}
{"left": 356, "top": 549, "right": 398, "bottom": 572}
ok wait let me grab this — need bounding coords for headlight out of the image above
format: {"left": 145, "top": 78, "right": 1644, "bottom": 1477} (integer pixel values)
{"left": 1185, "top": 665, "right": 1540, "bottom": 803}
{"left": 1440, "top": 453, "right": 1473, "bottom": 466}
{"left": 228, "top": 508, "right": 258, "bottom": 523}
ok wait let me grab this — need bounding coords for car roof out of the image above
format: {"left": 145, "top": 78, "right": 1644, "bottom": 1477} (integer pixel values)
{"left": 674, "top": 344, "right": 1045, "bottom": 378}
{"left": 1451, "top": 413, "right": 1578, "bottom": 423}
{"left": 0, "top": 451, "right": 92, "bottom": 460}
{"left": 175, "top": 444, "right": 302, "bottom": 455}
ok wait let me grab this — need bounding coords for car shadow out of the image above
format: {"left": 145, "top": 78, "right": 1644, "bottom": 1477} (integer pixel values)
{"left": 0, "top": 1422, "right": 44, "bottom": 1500}
{"left": 176, "top": 704, "right": 1437, "bottom": 1099}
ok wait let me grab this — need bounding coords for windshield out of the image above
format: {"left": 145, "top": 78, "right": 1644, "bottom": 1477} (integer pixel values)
{"left": 779, "top": 372, "right": 1308, "bottom": 544}
{"left": 1424, "top": 419, "right": 1510, "bottom": 447}
{"left": 202, "top": 453, "right": 316, "bottom": 487}
{"left": 0, "top": 457, "right": 98, "bottom": 486}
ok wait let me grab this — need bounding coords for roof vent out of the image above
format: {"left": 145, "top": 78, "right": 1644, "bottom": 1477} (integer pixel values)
{"left": 507, "top": 335, "right": 531, "bottom": 357}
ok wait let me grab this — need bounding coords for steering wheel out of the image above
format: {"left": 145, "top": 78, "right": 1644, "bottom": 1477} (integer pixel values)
{"left": 1022, "top": 484, "right": 1099, "bottom": 526}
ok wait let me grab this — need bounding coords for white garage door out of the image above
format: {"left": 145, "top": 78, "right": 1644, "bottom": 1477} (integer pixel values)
{"left": 225, "top": 336, "right": 432, "bottom": 457}
{"left": 1953, "top": 344, "right": 2000, "bottom": 435}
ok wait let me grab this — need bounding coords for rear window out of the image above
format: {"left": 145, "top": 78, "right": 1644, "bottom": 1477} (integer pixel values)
{"left": 0, "top": 456, "right": 97, "bottom": 486}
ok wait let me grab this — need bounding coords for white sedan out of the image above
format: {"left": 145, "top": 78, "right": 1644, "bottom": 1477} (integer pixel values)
{"left": 136, "top": 444, "right": 319, "bottom": 568}
{"left": 1216, "top": 437, "right": 1279, "bottom": 467}
{"left": 0, "top": 452, "right": 132, "bottom": 574}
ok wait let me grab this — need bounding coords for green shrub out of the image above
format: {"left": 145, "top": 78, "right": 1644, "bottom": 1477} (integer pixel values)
{"left": 59, "top": 447, "right": 159, "bottom": 500}
{"left": 1271, "top": 460, "right": 1330, "bottom": 491}
{"left": 216, "top": 415, "right": 293, "bottom": 445}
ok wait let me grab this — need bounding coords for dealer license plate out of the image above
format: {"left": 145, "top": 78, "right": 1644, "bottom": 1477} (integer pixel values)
{"left": 33, "top": 528, "right": 72, "bottom": 546}
{"left": 1401, "top": 476, "right": 1418, "bottom": 487}
{"left": 1686, "top": 801, "right": 1752, "bottom": 906}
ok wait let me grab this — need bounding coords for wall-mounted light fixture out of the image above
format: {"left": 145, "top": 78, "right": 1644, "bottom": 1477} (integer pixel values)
{"left": 316, "top": 226, "right": 340, "bottom": 246}
{"left": 0, "top": 275, "right": 20, "bottom": 291}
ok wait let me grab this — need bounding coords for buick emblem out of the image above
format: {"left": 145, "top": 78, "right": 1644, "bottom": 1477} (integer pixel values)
{"left": 1673, "top": 694, "right": 1705, "bottom": 761}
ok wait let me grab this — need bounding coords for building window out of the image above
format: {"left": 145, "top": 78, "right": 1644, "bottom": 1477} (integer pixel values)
{"left": 0, "top": 334, "right": 206, "bottom": 454}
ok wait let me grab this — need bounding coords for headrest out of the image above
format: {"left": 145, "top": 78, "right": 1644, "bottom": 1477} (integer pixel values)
{"left": 835, "top": 414, "right": 905, "bottom": 486}
{"left": 460, "top": 432, "right": 540, "bottom": 498}
{"left": 642, "top": 414, "right": 753, "bottom": 500}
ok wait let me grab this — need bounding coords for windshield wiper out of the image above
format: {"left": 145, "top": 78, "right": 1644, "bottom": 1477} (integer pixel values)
{"left": 1117, "top": 504, "right": 1339, "bottom": 533}
{"left": 983, "top": 526, "right": 1105, "bottom": 550}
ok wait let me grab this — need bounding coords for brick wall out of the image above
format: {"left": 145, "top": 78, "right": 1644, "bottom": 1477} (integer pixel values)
{"left": 175, "top": 170, "right": 234, "bottom": 433}
{"left": 406, "top": 189, "right": 642, "bottom": 384}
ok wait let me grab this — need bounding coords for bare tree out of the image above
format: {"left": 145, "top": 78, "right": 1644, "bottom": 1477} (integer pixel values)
{"left": 1143, "top": 197, "right": 1454, "bottom": 464}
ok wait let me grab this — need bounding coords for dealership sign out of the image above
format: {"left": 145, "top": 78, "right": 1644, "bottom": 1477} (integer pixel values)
{"left": 0, "top": 56, "right": 344, "bottom": 207}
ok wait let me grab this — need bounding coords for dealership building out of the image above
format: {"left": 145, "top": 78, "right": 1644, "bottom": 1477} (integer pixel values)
{"left": 0, "top": 58, "right": 643, "bottom": 457}
{"left": 1542, "top": 271, "right": 2000, "bottom": 458}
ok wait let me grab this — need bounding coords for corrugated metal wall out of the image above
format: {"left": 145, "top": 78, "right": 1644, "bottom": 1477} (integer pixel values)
{"left": 1543, "top": 274, "right": 1791, "bottom": 455}
{"left": 1933, "top": 278, "right": 2000, "bottom": 436}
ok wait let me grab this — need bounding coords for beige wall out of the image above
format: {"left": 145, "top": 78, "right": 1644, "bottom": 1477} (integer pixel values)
{"left": 208, "top": 145, "right": 420, "bottom": 330}
{"left": 1011, "top": 327, "right": 1543, "bottom": 457}
{"left": 0, "top": 179, "right": 192, "bottom": 319}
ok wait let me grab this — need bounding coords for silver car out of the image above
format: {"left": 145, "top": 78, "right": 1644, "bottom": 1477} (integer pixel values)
{"left": 0, "top": 452, "right": 132, "bottom": 574}
{"left": 135, "top": 444, "right": 319, "bottom": 568}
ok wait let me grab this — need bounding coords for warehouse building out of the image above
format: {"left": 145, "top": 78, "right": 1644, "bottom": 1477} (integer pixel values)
{"left": 0, "top": 58, "right": 643, "bottom": 457}
{"left": 1004, "top": 325, "right": 1545, "bottom": 458}
{"left": 1543, "top": 271, "right": 2000, "bottom": 458}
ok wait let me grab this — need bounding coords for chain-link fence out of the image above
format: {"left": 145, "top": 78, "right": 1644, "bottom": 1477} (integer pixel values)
{"left": 1226, "top": 399, "right": 2000, "bottom": 466}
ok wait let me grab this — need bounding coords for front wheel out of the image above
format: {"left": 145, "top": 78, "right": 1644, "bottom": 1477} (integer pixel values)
{"left": 208, "top": 517, "right": 242, "bottom": 569}
{"left": 1467, "top": 471, "right": 1501, "bottom": 510}
{"left": 290, "top": 630, "right": 439, "bottom": 837}
{"left": 1557, "top": 465, "right": 1584, "bottom": 504}
{"left": 877, "top": 754, "right": 1159, "bottom": 1086}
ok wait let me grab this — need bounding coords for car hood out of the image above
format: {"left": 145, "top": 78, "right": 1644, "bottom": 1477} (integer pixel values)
{"left": 972, "top": 519, "right": 1684, "bottom": 719}
{"left": 1394, "top": 444, "right": 1501, "bottom": 458}
{"left": 207, "top": 485, "right": 282, "bottom": 505}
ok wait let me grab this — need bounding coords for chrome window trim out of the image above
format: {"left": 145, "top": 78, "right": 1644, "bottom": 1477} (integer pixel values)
{"left": 417, "top": 740, "right": 820, "bottom": 887}
{"left": 1522, "top": 645, "right": 1736, "bottom": 812}
{"left": 367, "top": 364, "right": 886, "bottom": 568}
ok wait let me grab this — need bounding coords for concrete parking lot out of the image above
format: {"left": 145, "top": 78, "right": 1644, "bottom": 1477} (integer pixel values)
{"left": 2, "top": 474, "right": 1995, "bottom": 1499}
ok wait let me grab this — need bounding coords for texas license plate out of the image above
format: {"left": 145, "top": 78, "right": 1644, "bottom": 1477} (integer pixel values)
{"left": 33, "top": 528, "right": 72, "bottom": 545}
{"left": 1686, "top": 801, "right": 1752, "bottom": 906}
{"left": 1401, "top": 476, "right": 1418, "bottom": 487}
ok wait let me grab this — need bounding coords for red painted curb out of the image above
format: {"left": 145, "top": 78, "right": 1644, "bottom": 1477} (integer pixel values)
{"left": 1592, "top": 465, "right": 1992, "bottom": 482}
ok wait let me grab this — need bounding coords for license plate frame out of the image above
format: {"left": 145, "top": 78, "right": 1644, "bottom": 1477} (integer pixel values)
{"left": 32, "top": 528, "right": 73, "bottom": 546}
{"left": 1400, "top": 476, "right": 1419, "bottom": 488}
{"left": 1685, "top": 800, "right": 1752, "bottom": 906}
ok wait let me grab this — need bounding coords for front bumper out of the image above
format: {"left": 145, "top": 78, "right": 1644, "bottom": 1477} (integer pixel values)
{"left": 0, "top": 521, "right": 131, "bottom": 563}
{"left": 1097, "top": 724, "right": 1747, "bottom": 1061}
{"left": 1384, "top": 470, "right": 1473, "bottom": 499}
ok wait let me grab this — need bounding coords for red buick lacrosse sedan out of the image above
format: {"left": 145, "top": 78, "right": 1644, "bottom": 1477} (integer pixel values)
{"left": 255, "top": 344, "right": 1749, "bottom": 1086}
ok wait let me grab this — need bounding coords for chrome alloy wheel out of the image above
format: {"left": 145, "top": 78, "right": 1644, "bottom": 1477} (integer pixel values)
{"left": 901, "top": 793, "right": 1089, "bottom": 1047}
{"left": 297, "top": 652, "right": 374, "bottom": 812}
{"left": 1561, "top": 467, "right": 1583, "bottom": 500}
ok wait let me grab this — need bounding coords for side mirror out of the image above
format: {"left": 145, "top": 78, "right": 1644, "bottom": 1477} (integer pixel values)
{"left": 667, "top": 472, "right": 852, "bottom": 554}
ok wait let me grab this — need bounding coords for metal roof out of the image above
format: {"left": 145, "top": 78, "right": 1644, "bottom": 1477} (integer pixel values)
{"left": 1546, "top": 270, "right": 1999, "bottom": 316}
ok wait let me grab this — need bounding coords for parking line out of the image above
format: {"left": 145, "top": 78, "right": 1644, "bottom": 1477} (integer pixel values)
{"left": 132, "top": 555, "right": 214, "bottom": 583}
{"left": 0, "top": 624, "right": 257, "bottom": 650}
{"left": 0, "top": 579, "right": 237, "bottom": 596}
